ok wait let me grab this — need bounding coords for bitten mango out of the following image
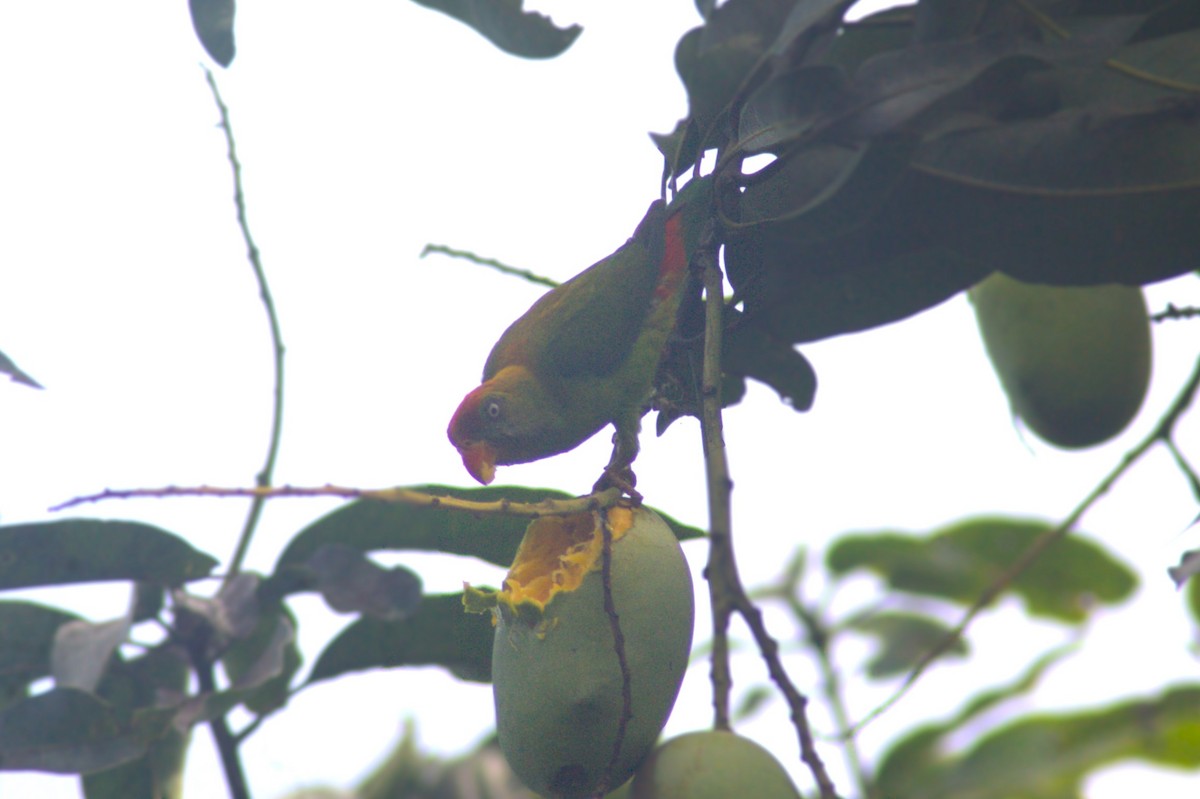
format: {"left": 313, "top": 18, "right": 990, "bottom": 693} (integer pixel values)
{"left": 488, "top": 507, "right": 694, "bottom": 798}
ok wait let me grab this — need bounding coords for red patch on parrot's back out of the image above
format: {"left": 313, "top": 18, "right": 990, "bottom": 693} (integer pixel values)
{"left": 655, "top": 211, "right": 689, "bottom": 301}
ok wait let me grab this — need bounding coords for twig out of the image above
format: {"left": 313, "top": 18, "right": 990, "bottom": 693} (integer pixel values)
{"left": 204, "top": 68, "right": 286, "bottom": 587}
{"left": 774, "top": 562, "right": 873, "bottom": 798}
{"left": 420, "top": 243, "right": 560, "bottom": 289}
{"left": 596, "top": 509, "right": 633, "bottom": 797}
{"left": 695, "top": 219, "right": 839, "bottom": 798}
{"left": 194, "top": 655, "right": 251, "bottom": 799}
{"left": 51, "top": 483, "right": 624, "bottom": 518}
{"left": 851, "top": 349, "right": 1200, "bottom": 734}
{"left": 1152, "top": 303, "right": 1200, "bottom": 323}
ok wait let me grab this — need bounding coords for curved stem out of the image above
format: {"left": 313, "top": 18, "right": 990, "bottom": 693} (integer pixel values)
{"left": 203, "top": 69, "right": 286, "bottom": 585}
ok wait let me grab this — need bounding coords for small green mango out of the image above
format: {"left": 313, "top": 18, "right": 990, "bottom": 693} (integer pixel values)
{"left": 630, "top": 730, "right": 800, "bottom": 799}
{"left": 490, "top": 507, "right": 694, "bottom": 799}
{"left": 969, "top": 273, "right": 1152, "bottom": 448}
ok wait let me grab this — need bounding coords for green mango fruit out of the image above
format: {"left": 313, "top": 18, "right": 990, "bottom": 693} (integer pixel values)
{"left": 630, "top": 730, "right": 800, "bottom": 799}
{"left": 488, "top": 507, "right": 694, "bottom": 799}
{"left": 969, "top": 273, "right": 1152, "bottom": 448}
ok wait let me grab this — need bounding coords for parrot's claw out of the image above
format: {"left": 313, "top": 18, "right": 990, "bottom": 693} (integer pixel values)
{"left": 594, "top": 466, "right": 642, "bottom": 505}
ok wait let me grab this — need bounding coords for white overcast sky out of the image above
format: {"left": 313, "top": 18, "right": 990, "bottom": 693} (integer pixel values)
{"left": 2, "top": 2, "right": 1199, "bottom": 798}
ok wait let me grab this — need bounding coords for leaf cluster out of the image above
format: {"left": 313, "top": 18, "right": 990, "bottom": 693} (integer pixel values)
{"left": 0, "top": 491, "right": 702, "bottom": 796}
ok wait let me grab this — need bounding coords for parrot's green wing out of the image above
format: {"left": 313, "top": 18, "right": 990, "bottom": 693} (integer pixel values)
{"left": 483, "top": 200, "right": 669, "bottom": 381}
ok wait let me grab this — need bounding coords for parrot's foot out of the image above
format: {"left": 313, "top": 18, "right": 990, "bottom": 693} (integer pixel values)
{"left": 593, "top": 465, "right": 642, "bottom": 505}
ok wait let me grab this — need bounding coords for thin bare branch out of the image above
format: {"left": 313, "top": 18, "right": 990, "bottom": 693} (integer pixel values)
{"left": 203, "top": 68, "right": 286, "bottom": 586}
{"left": 51, "top": 483, "right": 624, "bottom": 518}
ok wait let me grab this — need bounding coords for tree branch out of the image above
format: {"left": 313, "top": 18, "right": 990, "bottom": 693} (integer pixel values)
{"left": 51, "top": 482, "right": 625, "bottom": 517}
{"left": 695, "top": 213, "right": 839, "bottom": 798}
{"left": 853, "top": 348, "right": 1200, "bottom": 733}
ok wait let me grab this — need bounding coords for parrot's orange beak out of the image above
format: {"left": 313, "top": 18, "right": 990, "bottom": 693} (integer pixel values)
{"left": 459, "top": 440, "right": 498, "bottom": 485}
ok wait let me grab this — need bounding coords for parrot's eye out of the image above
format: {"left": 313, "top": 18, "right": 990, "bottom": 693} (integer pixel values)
{"left": 483, "top": 398, "right": 503, "bottom": 420}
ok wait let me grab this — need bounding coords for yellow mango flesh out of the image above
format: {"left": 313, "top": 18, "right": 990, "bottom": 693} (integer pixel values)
{"left": 492, "top": 508, "right": 694, "bottom": 799}
{"left": 969, "top": 274, "right": 1151, "bottom": 448}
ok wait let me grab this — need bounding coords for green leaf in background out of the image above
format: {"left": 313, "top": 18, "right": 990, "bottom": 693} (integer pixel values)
{"left": 0, "top": 601, "right": 79, "bottom": 709}
{"left": 307, "top": 592, "right": 494, "bottom": 686}
{"left": 827, "top": 517, "right": 1138, "bottom": 622}
{"left": 1186, "top": 566, "right": 1200, "bottom": 624}
{"left": 0, "top": 347, "right": 42, "bottom": 389}
{"left": 879, "top": 684, "right": 1200, "bottom": 799}
{"left": 411, "top": 0, "right": 581, "bottom": 59}
{"left": 274, "top": 485, "right": 703, "bottom": 572}
{"left": 847, "top": 611, "right": 968, "bottom": 679}
{"left": 0, "top": 688, "right": 173, "bottom": 774}
{"left": 0, "top": 520, "right": 218, "bottom": 590}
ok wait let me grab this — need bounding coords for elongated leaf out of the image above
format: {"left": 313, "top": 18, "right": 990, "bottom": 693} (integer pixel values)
{"left": 0, "top": 602, "right": 79, "bottom": 704}
{"left": 274, "top": 486, "right": 702, "bottom": 572}
{"left": 827, "top": 517, "right": 1137, "bottom": 622}
{"left": 307, "top": 592, "right": 493, "bottom": 685}
{"left": 878, "top": 643, "right": 1086, "bottom": 793}
{"left": 847, "top": 611, "right": 967, "bottom": 679}
{"left": 0, "top": 520, "right": 218, "bottom": 590}
{"left": 411, "top": 0, "right": 580, "bottom": 59}
{"left": 0, "top": 688, "right": 172, "bottom": 774}
{"left": 879, "top": 685, "right": 1200, "bottom": 799}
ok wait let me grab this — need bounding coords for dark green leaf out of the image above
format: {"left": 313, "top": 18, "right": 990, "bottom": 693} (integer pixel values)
{"left": 766, "top": 0, "right": 854, "bottom": 59}
{"left": 915, "top": 98, "right": 1200, "bottom": 193}
{"left": 824, "top": 4, "right": 915, "bottom": 74}
{"left": 307, "top": 592, "right": 494, "bottom": 685}
{"left": 82, "top": 728, "right": 189, "bottom": 799}
{"left": 273, "top": 485, "right": 702, "bottom": 573}
{"left": 827, "top": 517, "right": 1138, "bottom": 622}
{"left": 306, "top": 544, "right": 422, "bottom": 621}
{"left": 847, "top": 611, "right": 968, "bottom": 679}
{"left": 0, "top": 520, "right": 218, "bottom": 590}
{"left": 880, "top": 685, "right": 1200, "bottom": 799}
{"left": 724, "top": 319, "right": 816, "bottom": 411}
{"left": 0, "top": 602, "right": 79, "bottom": 705}
{"left": 0, "top": 688, "right": 172, "bottom": 774}
{"left": 84, "top": 648, "right": 192, "bottom": 799}
{"left": 675, "top": 0, "right": 797, "bottom": 134}
{"left": 221, "top": 605, "right": 300, "bottom": 716}
{"left": 188, "top": 0, "right": 235, "bottom": 67}
{"left": 411, "top": 0, "right": 580, "bottom": 59}
{"left": 726, "top": 139, "right": 990, "bottom": 344}
{"left": 0, "top": 348, "right": 42, "bottom": 389}
{"left": 95, "top": 646, "right": 190, "bottom": 716}
{"left": 736, "top": 65, "right": 850, "bottom": 153}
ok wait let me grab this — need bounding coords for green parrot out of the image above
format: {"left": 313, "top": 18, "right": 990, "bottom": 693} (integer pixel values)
{"left": 447, "top": 193, "right": 698, "bottom": 488}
